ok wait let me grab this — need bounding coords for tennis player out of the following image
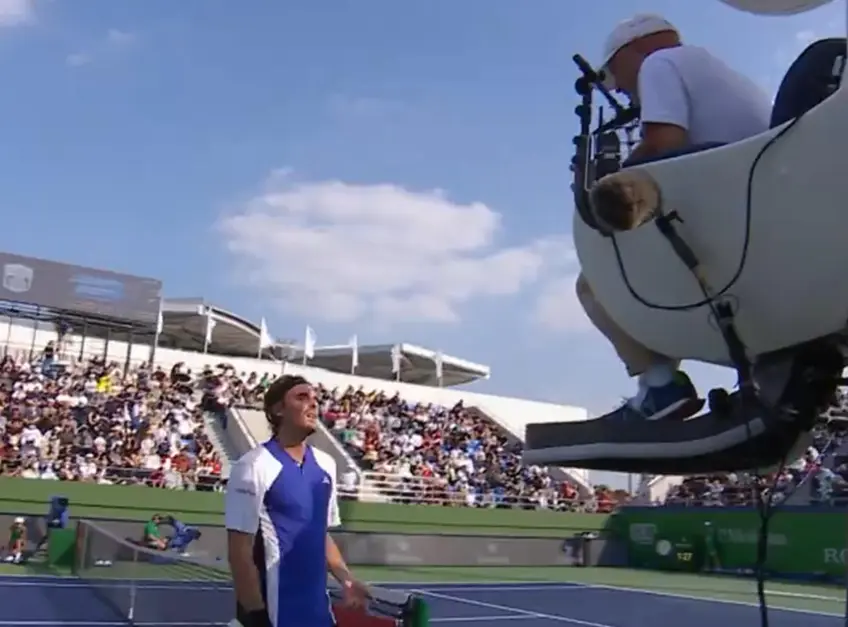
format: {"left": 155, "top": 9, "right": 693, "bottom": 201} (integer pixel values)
{"left": 225, "top": 375, "right": 369, "bottom": 627}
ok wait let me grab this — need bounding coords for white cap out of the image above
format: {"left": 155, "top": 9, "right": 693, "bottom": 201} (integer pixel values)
{"left": 600, "top": 14, "right": 679, "bottom": 88}
{"left": 14, "top": 517, "right": 24, "bottom": 524}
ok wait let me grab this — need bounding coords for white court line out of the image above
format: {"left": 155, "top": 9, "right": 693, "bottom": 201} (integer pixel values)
{"left": 411, "top": 584, "right": 841, "bottom": 603}
{"left": 414, "top": 589, "right": 616, "bottom": 627}
{"left": 2, "top": 577, "right": 841, "bottom": 620}
{"left": 0, "top": 624, "right": 225, "bottom": 626}
{"left": 581, "top": 583, "right": 845, "bottom": 618}
{"left": 0, "top": 574, "right": 74, "bottom": 580}
{"left": 373, "top": 581, "right": 567, "bottom": 587}
{"left": 416, "top": 585, "right": 591, "bottom": 593}
{"left": 0, "top": 579, "right": 230, "bottom": 591}
{"left": 432, "top": 617, "right": 530, "bottom": 623}
{"left": 766, "top": 590, "right": 841, "bottom": 602}
{"left": 405, "top": 582, "right": 845, "bottom": 618}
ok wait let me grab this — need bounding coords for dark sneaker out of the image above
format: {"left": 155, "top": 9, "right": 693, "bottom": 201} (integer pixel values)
{"left": 611, "top": 371, "right": 704, "bottom": 422}
{"left": 639, "top": 371, "right": 703, "bottom": 420}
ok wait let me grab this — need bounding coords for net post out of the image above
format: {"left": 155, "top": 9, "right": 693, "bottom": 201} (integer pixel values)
{"left": 73, "top": 520, "right": 87, "bottom": 577}
{"left": 127, "top": 542, "right": 138, "bottom": 624}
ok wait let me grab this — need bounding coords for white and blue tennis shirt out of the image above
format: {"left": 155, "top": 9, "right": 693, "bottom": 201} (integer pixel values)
{"left": 225, "top": 440, "right": 341, "bottom": 627}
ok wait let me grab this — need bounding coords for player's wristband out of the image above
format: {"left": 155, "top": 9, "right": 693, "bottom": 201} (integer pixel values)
{"left": 241, "top": 609, "right": 272, "bottom": 627}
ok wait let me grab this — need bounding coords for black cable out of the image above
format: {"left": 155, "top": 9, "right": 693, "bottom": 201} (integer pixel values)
{"left": 609, "top": 113, "right": 805, "bottom": 312}
{"left": 602, "top": 110, "right": 807, "bottom": 627}
{"left": 752, "top": 460, "right": 785, "bottom": 627}
{"left": 582, "top": 66, "right": 832, "bottom": 625}
{"left": 607, "top": 116, "right": 804, "bottom": 625}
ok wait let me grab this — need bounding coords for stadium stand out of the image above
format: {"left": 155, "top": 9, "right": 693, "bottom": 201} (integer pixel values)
{"left": 231, "top": 382, "right": 586, "bottom": 509}
{"left": 0, "top": 296, "right": 599, "bottom": 507}
{"left": 3, "top": 292, "right": 845, "bottom": 511}
{"left": 0, "top": 353, "right": 226, "bottom": 491}
{"left": 5, "top": 289, "right": 844, "bottom": 511}
{"left": 659, "top": 420, "right": 848, "bottom": 507}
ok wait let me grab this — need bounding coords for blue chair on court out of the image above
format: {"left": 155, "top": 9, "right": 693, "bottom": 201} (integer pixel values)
{"left": 164, "top": 517, "right": 202, "bottom": 553}
{"left": 46, "top": 496, "right": 70, "bottom": 529}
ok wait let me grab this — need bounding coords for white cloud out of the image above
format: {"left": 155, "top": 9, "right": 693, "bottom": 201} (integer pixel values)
{"left": 761, "top": 11, "right": 844, "bottom": 94}
{"left": 525, "top": 236, "right": 588, "bottom": 333}
{"left": 67, "top": 28, "right": 136, "bottom": 68}
{"left": 106, "top": 28, "right": 135, "bottom": 46}
{"left": 326, "top": 95, "right": 407, "bottom": 120}
{"left": 0, "top": 0, "right": 34, "bottom": 27}
{"left": 218, "top": 172, "right": 585, "bottom": 328}
{"left": 65, "top": 52, "right": 91, "bottom": 67}
{"left": 777, "top": 13, "right": 844, "bottom": 64}
{"left": 533, "top": 276, "right": 592, "bottom": 333}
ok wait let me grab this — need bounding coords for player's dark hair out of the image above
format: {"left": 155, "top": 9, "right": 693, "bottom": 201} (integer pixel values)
{"left": 263, "top": 375, "right": 310, "bottom": 434}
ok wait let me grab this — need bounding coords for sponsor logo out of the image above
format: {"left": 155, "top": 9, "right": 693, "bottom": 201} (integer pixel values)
{"left": 716, "top": 528, "right": 787, "bottom": 546}
{"left": 655, "top": 539, "right": 673, "bottom": 556}
{"left": 476, "top": 543, "right": 511, "bottom": 566}
{"left": 824, "top": 548, "right": 847, "bottom": 564}
{"left": 70, "top": 274, "right": 125, "bottom": 302}
{"left": 629, "top": 523, "right": 657, "bottom": 546}
{"left": 2, "top": 264, "right": 33, "bottom": 294}
{"left": 386, "top": 539, "right": 424, "bottom": 565}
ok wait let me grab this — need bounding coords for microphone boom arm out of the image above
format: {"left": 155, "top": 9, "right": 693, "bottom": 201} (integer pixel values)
{"left": 569, "top": 53, "right": 641, "bottom": 234}
{"left": 572, "top": 55, "right": 627, "bottom": 116}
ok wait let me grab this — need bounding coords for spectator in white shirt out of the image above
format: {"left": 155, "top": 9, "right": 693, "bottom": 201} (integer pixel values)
{"left": 78, "top": 455, "right": 97, "bottom": 480}
{"left": 20, "top": 461, "right": 39, "bottom": 479}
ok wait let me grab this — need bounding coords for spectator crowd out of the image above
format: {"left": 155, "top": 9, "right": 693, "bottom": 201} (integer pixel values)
{"left": 0, "top": 350, "right": 226, "bottom": 491}
{"left": 223, "top": 377, "right": 618, "bottom": 512}
{"left": 20, "top": 342, "right": 848, "bottom": 513}
{"left": 664, "top": 420, "right": 848, "bottom": 507}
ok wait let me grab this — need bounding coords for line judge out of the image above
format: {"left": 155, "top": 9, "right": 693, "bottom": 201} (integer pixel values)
{"left": 225, "top": 375, "right": 369, "bottom": 627}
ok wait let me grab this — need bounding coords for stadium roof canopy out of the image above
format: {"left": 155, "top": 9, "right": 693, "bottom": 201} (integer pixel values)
{"left": 159, "top": 298, "right": 490, "bottom": 387}
{"left": 286, "top": 343, "right": 490, "bottom": 388}
{"left": 159, "top": 297, "right": 295, "bottom": 360}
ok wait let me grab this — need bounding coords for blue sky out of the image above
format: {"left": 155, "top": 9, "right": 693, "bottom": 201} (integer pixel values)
{"left": 0, "top": 0, "right": 844, "bottom": 416}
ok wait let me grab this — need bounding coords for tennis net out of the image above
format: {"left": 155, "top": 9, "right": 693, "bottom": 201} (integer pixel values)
{"left": 75, "top": 520, "right": 232, "bottom": 624}
{"left": 74, "top": 520, "right": 427, "bottom": 626}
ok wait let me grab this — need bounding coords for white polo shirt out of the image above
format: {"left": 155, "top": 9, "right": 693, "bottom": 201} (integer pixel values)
{"left": 638, "top": 45, "right": 771, "bottom": 144}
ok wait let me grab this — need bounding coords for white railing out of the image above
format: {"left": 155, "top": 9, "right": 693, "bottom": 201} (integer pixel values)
{"left": 226, "top": 406, "right": 259, "bottom": 456}
{"left": 342, "top": 471, "right": 620, "bottom": 512}
{"left": 1, "top": 457, "right": 226, "bottom": 491}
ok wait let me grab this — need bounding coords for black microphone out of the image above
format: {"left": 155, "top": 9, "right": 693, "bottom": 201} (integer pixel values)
{"left": 573, "top": 54, "right": 602, "bottom": 82}
{"left": 597, "top": 106, "right": 641, "bottom": 133}
{"left": 572, "top": 54, "right": 627, "bottom": 116}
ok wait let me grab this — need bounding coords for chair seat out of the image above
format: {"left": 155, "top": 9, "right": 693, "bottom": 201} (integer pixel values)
{"left": 624, "top": 141, "right": 726, "bottom": 167}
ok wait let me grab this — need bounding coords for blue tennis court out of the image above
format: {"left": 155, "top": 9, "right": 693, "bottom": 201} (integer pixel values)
{"left": 0, "top": 575, "right": 842, "bottom": 626}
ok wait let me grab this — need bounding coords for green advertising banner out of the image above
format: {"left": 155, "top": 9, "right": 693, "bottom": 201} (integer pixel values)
{"left": 613, "top": 507, "right": 848, "bottom": 578}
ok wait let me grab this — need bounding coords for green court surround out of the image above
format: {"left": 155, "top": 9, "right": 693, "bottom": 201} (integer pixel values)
{"left": 0, "top": 477, "right": 609, "bottom": 535}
